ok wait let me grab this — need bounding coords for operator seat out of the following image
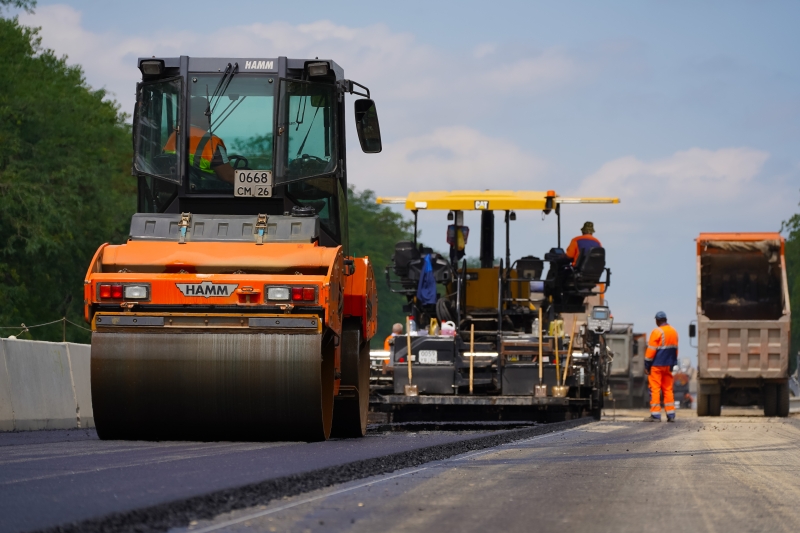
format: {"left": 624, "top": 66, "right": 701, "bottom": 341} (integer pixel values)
{"left": 574, "top": 247, "right": 606, "bottom": 291}
{"left": 392, "top": 241, "right": 420, "bottom": 278}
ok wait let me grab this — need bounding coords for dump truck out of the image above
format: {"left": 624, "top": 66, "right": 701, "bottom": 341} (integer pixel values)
{"left": 83, "top": 56, "right": 383, "bottom": 441}
{"left": 690, "top": 232, "right": 792, "bottom": 417}
{"left": 605, "top": 324, "right": 648, "bottom": 408}
{"left": 372, "top": 190, "right": 619, "bottom": 420}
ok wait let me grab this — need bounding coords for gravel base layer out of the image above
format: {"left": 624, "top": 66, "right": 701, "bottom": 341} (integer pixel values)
{"left": 36, "top": 417, "right": 592, "bottom": 533}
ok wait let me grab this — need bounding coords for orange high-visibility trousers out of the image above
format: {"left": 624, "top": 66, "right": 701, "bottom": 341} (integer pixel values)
{"left": 648, "top": 366, "right": 675, "bottom": 419}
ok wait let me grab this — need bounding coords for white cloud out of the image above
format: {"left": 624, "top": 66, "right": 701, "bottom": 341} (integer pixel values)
{"left": 348, "top": 126, "right": 548, "bottom": 194}
{"left": 576, "top": 147, "right": 770, "bottom": 211}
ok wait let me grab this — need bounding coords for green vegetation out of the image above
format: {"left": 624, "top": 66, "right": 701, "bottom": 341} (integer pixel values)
{"left": 0, "top": 1, "right": 36, "bottom": 13}
{"left": 0, "top": 16, "right": 134, "bottom": 341}
{"left": 347, "top": 188, "right": 414, "bottom": 343}
{"left": 783, "top": 202, "right": 800, "bottom": 372}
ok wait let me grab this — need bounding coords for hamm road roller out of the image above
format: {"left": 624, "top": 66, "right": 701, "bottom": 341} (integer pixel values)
{"left": 83, "top": 57, "right": 382, "bottom": 441}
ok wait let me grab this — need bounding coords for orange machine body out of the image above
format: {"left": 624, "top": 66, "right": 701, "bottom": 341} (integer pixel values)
{"left": 84, "top": 239, "right": 377, "bottom": 396}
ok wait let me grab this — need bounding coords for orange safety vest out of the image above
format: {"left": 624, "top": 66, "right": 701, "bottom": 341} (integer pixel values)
{"left": 565, "top": 234, "right": 601, "bottom": 265}
{"left": 645, "top": 324, "right": 679, "bottom": 368}
{"left": 163, "top": 126, "right": 226, "bottom": 174}
{"left": 384, "top": 334, "right": 397, "bottom": 351}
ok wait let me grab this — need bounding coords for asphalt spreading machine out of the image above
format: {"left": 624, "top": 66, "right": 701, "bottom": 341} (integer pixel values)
{"left": 84, "top": 57, "right": 382, "bottom": 441}
{"left": 374, "top": 191, "right": 619, "bottom": 420}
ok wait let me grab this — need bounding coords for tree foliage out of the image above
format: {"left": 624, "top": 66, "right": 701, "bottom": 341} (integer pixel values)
{"left": 783, "top": 203, "right": 800, "bottom": 371}
{"left": 347, "top": 187, "right": 413, "bottom": 343}
{"left": 0, "top": 17, "right": 134, "bottom": 341}
{"left": 0, "top": 1, "right": 36, "bottom": 13}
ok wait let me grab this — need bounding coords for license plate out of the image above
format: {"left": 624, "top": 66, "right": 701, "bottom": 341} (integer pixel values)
{"left": 234, "top": 170, "right": 272, "bottom": 197}
{"left": 418, "top": 350, "right": 438, "bottom": 364}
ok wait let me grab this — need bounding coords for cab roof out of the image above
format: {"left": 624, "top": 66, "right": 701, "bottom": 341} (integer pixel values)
{"left": 137, "top": 56, "right": 344, "bottom": 79}
{"left": 376, "top": 190, "right": 620, "bottom": 211}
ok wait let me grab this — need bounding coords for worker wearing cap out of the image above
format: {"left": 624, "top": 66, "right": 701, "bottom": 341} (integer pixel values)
{"left": 644, "top": 311, "right": 679, "bottom": 422}
{"left": 163, "top": 96, "right": 235, "bottom": 184}
{"left": 565, "top": 222, "right": 602, "bottom": 266}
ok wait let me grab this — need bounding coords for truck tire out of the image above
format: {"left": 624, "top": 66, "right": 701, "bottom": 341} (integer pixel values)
{"left": 763, "top": 384, "right": 777, "bottom": 417}
{"left": 696, "top": 391, "right": 708, "bottom": 416}
{"left": 777, "top": 381, "right": 790, "bottom": 418}
{"left": 708, "top": 393, "right": 721, "bottom": 416}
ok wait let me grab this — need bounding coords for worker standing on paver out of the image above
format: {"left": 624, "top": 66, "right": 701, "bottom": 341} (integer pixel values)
{"left": 644, "top": 311, "right": 679, "bottom": 422}
{"left": 566, "top": 221, "right": 602, "bottom": 265}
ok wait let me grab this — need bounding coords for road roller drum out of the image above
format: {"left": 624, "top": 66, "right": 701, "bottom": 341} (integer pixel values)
{"left": 92, "top": 331, "right": 334, "bottom": 441}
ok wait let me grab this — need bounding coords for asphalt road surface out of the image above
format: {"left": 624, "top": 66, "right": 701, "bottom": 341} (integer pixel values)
{"left": 180, "top": 409, "right": 800, "bottom": 533}
{"left": 1, "top": 425, "right": 520, "bottom": 533}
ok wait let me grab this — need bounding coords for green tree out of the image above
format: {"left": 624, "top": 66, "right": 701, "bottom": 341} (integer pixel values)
{"left": 347, "top": 187, "right": 414, "bottom": 343}
{"left": 0, "top": 1, "right": 36, "bottom": 13}
{"left": 783, "top": 201, "right": 800, "bottom": 373}
{"left": 0, "top": 16, "right": 134, "bottom": 342}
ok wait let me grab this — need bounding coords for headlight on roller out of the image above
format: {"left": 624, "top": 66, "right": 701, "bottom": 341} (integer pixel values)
{"left": 266, "top": 286, "right": 290, "bottom": 301}
{"left": 123, "top": 285, "right": 149, "bottom": 299}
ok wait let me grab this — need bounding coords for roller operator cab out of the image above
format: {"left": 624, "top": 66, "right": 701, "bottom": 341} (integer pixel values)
{"left": 373, "top": 191, "right": 619, "bottom": 421}
{"left": 84, "top": 57, "right": 382, "bottom": 441}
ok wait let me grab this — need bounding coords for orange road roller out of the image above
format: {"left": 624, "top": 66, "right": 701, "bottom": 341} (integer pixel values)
{"left": 83, "top": 56, "right": 382, "bottom": 441}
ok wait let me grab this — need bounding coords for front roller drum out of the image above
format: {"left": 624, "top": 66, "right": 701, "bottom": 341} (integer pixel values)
{"left": 91, "top": 332, "right": 334, "bottom": 441}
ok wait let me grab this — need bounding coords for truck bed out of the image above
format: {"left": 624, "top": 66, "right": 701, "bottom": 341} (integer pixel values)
{"left": 698, "top": 317, "right": 789, "bottom": 380}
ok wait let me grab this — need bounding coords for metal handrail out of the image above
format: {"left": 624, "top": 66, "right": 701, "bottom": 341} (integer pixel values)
{"left": 497, "top": 259, "right": 504, "bottom": 331}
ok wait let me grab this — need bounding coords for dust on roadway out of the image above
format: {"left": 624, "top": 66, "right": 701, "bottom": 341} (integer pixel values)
{"left": 181, "top": 409, "right": 800, "bottom": 533}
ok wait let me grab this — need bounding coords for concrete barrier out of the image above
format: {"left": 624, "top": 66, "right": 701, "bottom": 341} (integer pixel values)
{"left": 0, "top": 341, "right": 14, "bottom": 431}
{"left": 66, "top": 343, "right": 94, "bottom": 428}
{"left": 0, "top": 339, "right": 93, "bottom": 431}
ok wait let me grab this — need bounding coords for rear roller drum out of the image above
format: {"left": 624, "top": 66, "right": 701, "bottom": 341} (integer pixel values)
{"left": 91, "top": 332, "right": 334, "bottom": 442}
{"left": 331, "top": 319, "right": 370, "bottom": 438}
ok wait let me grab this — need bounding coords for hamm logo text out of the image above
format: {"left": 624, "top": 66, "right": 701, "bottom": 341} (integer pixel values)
{"left": 176, "top": 282, "right": 238, "bottom": 298}
{"left": 244, "top": 60, "right": 274, "bottom": 70}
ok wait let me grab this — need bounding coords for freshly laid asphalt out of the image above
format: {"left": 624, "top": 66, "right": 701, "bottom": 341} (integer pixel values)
{"left": 5, "top": 409, "right": 799, "bottom": 533}
{"left": 181, "top": 409, "right": 800, "bottom": 533}
{"left": 0, "top": 420, "right": 583, "bottom": 533}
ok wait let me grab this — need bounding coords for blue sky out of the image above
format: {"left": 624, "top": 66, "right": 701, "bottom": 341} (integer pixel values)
{"left": 14, "top": 0, "right": 800, "bottom": 362}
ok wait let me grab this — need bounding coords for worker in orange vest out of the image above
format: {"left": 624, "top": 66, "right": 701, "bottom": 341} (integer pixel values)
{"left": 383, "top": 323, "right": 403, "bottom": 351}
{"left": 644, "top": 311, "right": 679, "bottom": 422}
{"left": 565, "top": 221, "right": 602, "bottom": 266}
{"left": 382, "top": 323, "right": 403, "bottom": 371}
{"left": 164, "top": 96, "right": 235, "bottom": 184}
